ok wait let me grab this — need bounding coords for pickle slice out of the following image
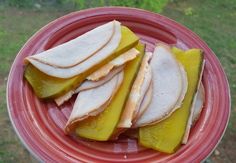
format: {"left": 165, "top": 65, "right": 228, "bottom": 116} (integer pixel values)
{"left": 24, "top": 26, "right": 139, "bottom": 99}
{"left": 75, "top": 43, "right": 145, "bottom": 141}
{"left": 139, "top": 48, "right": 203, "bottom": 153}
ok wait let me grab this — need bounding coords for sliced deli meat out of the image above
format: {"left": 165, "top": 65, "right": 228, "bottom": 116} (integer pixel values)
{"left": 173, "top": 64, "right": 188, "bottom": 109}
{"left": 133, "top": 81, "right": 153, "bottom": 123}
{"left": 182, "top": 82, "right": 205, "bottom": 144}
{"left": 112, "top": 66, "right": 153, "bottom": 139}
{"left": 65, "top": 71, "right": 124, "bottom": 133}
{"left": 182, "top": 61, "right": 205, "bottom": 144}
{"left": 133, "top": 63, "right": 187, "bottom": 127}
{"left": 54, "top": 66, "right": 124, "bottom": 106}
{"left": 139, "top": 48, "right": 204, "bottom": 154}
{"left": 132, "top": 67, "right": 152, "bottom": 123}
{"left": 118, "top": 52, "right": 152, "bottom": 128}
{"left": 27, "top": 21, "right": 116, "bottom": 68}
{"left": 192, "top": 82, "right": 205, "bottom": 123}
{"left": 26, "top": 21, "right": 121, "bottom": 78}
{"left": 75, "top": 43, "right": 145, "bottom": 141}
{"left": 135, "top": 44, "right": 183, "bottom": 127}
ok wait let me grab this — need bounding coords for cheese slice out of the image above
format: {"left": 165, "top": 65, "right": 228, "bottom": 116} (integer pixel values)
{"left": 77, "top": 66, "right": 124, "bottom": 92}
{"left": 111, "top": 70, "right": 153, "bottom": 139}
{"left": 118, "top": 52, "right": 152, "bottom": 128}
{"left": 87, "top": 48, "right": 140, "bottom": 81}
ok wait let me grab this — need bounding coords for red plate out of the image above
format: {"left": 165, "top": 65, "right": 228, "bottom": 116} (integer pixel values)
{"left": 7, "top": 7, "right": 230, "bottom": 162}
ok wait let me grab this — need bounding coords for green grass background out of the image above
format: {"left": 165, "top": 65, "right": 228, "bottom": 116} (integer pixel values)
{"left": 0, "top": 0, "right": 235, "bottom": 162}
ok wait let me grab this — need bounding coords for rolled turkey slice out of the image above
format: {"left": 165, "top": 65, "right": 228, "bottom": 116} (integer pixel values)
{"left": 133, "top": 81, "right": 153, "bottom": 123}
{"left": 172, "top": 64, "right": 188, "bottom": 109}
{"left": 65, "top": 71, "right": 124, "bottom": 134}
{"left": 26, "top": 21, "right": 121, "bottom": 78}
{"left": 182, "top": 83, "right": 204, "bottom": 144}
{"left": 132, "top": 68, "right": 152, "bottom": 123}
{"left": 134, "top": 44, "right": 183, "bottom": 127}
{"left": 192, "top": 82, "right": 205, "bottom": 124}
{"left": 54, "top": 66, "right": 123, "bottom": 106}
{"left": 27, "top": 21, "right": 115, "bottom": 68}
{"left": 87, "top": 48, "right": 140, "bottom": 81}
{"left": 118, "top": 52, "right": 153, "bottom": 128}
{"left": 133, "top": 62, "right": 188, "bottom": 128}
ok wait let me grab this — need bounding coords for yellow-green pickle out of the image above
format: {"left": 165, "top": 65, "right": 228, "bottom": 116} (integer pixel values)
{"left": 139, "top": 47, "right": 203, "bottom": 153}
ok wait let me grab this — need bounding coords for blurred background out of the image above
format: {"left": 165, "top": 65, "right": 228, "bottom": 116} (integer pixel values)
{"left": 0, "top": 0, "right": 235, "bottom": 162}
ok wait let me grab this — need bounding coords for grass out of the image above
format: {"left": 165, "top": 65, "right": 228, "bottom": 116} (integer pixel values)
{"left": 0, "top": 7, "right": 68, "bottom": 163}
{"left": 0, "top": 0, "right": 235, "bottom": 162}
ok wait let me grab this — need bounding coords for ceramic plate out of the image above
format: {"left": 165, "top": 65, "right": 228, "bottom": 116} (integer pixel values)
{"left": 7, "top": 7, "right": 230, "bottom": 162}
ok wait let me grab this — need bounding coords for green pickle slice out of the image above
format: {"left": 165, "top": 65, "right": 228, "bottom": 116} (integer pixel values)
{"left": 139, "top": 47, "right": 203, "bottom": 153}
{"left": 24, "top": 26, "right": 139, "bottom": 99}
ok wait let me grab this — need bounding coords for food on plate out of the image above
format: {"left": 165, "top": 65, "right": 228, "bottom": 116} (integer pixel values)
{"left": 192, "top": 83, "right": 205, "bottom": 124}
{"left": 24, "top": 23, "right": 139, "bottom": 99}
{"left": 26, "top": 21, "right": 118, "bottom": 69}
{"left": 87, "top": 48, "right": 140, "bottom": 81}
{"left": 23, "top": 20, "right": 206, "bottom": 154}
{"left": 75, "top": 43, "right": 145, "bottom": 141}
{"left": 55, "top": 66, "right": 124, "bottom": 106}
{"left": 65, "top": 71, "right": 124, "bottom": 133}
{"left": 182, "top": 82, "right": 205, "bottom": 144}
{"left": 171, "top": 46, "right": 205, "bottom": 144}
{"left": 118, "top": 52, "right": 153, "bottom": 128}
{"left": 78, "top": 66, "right": 124, "bottom": 92}
{"left": 110, "top": 52, "right": 152, "bottom": 139}
{"left": 134, "top": 81, "right": 153, "bottom": 121}
{"left": 139, "top": 47, "right": 204, "bottom": 153}
{"left": 55, "top": 48, "right": 140, "bottom": 106}
{"left": 134, "top": 44, "right": 187, "bottom": 127}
